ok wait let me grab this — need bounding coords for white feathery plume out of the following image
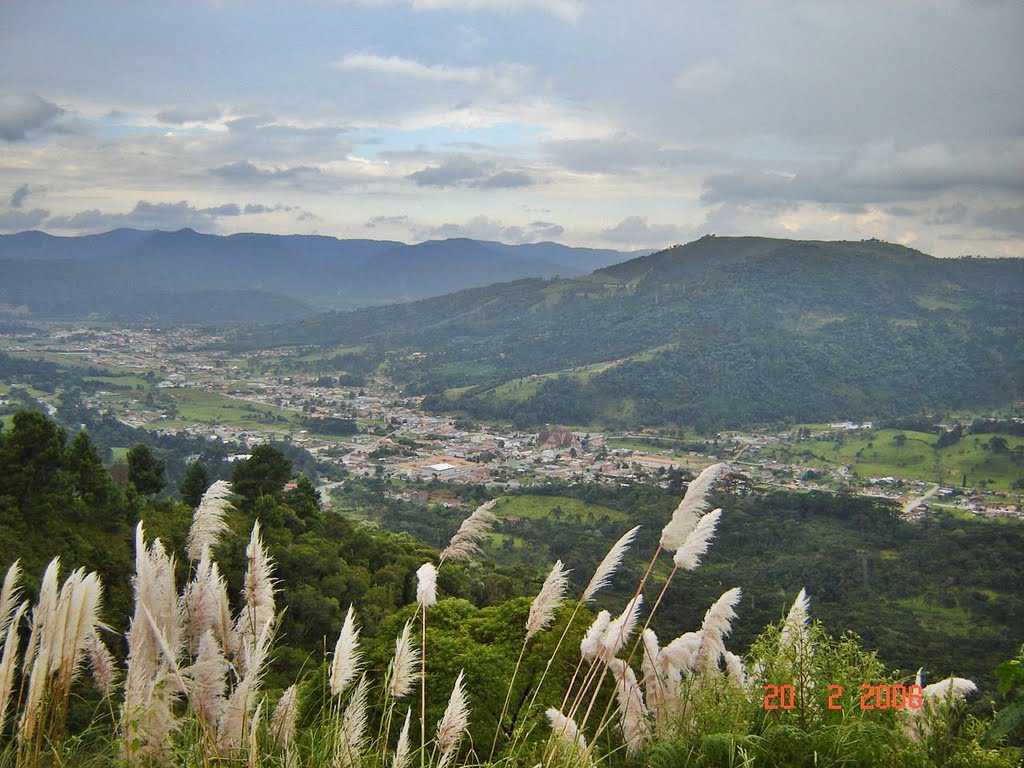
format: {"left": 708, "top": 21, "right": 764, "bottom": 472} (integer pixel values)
{"left": 185, "top": 629, "right": 228, "bottom": 727}
{"left": 660, "top": 463, "right": 726, "bottom": 551}
{"left": 0, "top": 601, "right": 27, "bottom": 729}
{"left": 271, "top": 684, "right": 299, "bottom": 750}
{"left": 388, "top": 620, "right": 419, "bottom": 698}
{"left": 55, "top": 569, "right": 104, "bottom": 688}
{"left": 22, "top": 557, "right": 60, "bottom": 676}
{"left": 659, "top": 631, "right": 702, "bottom": 675}
{"left": 441, "top": 499, "right": 497, "bottom": 562}
{"left": 580, "top": 611, "right": 611, "bottom": 662}
{"left": 337, "top": 674, "right": 370, "bottom": 768}
{"left": 672, "top": 509, "right": 721, "bottom": 570}
{"left": 0, "top": 561, "right": 22, "bottom": 637}
{"left": 87, "top": 628, "right": 118, "bottom": 696}
{"left": 248, "top": 697, "right": 265, "bottom": 768}
{"left": 416, "top": 562, "right": 437, "bottom": 608}
{"left": 330, "top": 605, "right": 362, "bottom": 698}
{"left": 235, "top": 521, "right": 275, "bottom": 676}
{"left": 903, "top": 676, "right": 977, "bottom": 740}
{"left": 183, "top": 545, "right": 218, "bottom": 654}
{"left": 723, "top": 651, "right": 747, "bottom": 689}
{"left": 923, "top": 677, "right": 977, "bottom": 703}
{"left": 778, "top": 588, "right": 811, "bottom": 659}
{"left": 583, "top": 525, "right": 640, "bottom": 603}
{"left": 392, "top": 709, "right": 412, "bottom": 768}
{"left": 915, "top": 667, "right": 924, "bottom": 688}
{"left": 693, "top": 588, "right": 742, "bottom": 675}
{"left": 436, "top": 669, "right": 470, "bottom": 768}
{"left": 640, "top": 628, "right": 667, "bottom": 724}
{"left": 526, "top": 560, "right": 570, "bottom": 640}
{"left": 20, "top": 559, "right": 69, "bottom": 740}
{"left": 218, "top": 620, "right": 274, "bottom": 753}
{"left": 598, "top": 594, "right": 644, "bottom": 664}
{"left": 186, "top": 479, "right": 233, "bottom": 561}
{"left": 545, "top": 708, "right": 590, "bottom": 765}
{"left": 120, "top": 528, "right": 183, "bottom": 765}
{"left": 608, "top": 658, "right": 651, "bottom": 755}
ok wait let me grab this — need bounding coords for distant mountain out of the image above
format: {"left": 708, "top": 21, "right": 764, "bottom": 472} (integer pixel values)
{"left": 0, "top": 228, "right": 643, "bottom": 323}
{"left": 236, "top": 236, "right": 1024, "bottom": 430}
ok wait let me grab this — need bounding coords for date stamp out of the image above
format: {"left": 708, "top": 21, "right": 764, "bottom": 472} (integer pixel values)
{"left": 763, "top": 684, "right": 924, "bottom": 711}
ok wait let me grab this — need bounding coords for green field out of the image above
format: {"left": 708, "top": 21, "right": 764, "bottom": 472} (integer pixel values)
{"left": 774, "top": 428, "right": 1024, "bottom": 491}
{"left": 147, "top": 389, "right": 297, "bottom": 431}
{"left": 490, "top": 494, "right": 629, "bottom": 524}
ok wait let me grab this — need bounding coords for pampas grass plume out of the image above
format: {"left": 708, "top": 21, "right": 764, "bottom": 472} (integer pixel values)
{"left": 330, "top": 605, "right": 362, "bottom": 698}
{"left": 392, "top": 709, "right": 412, "bottom": 768}
{"left": 583, "top": 525, "right": 639, "bottom": 603}
{"left": 599, "top": 594, "right": 644, "bottom": 664}
{"left": 672, "top": 509, "right": 721, "bottom": 570}
{"left": 186, "top": 480, "right": 233, "bottom": 561}
{"left": 388, "top": 620, "right": 419, "bottom": 698}
{"left": 271, "top": 684, "right": 299, "bottom": 750}
{"left": 693, "top": 587, "right": 742, "bottom": 675}
{"left": 338, "top": 674, "right": 370, "bottom": 767}
{"left": 660, "top": 463, "right": 726, "bottom": 551}
{"left": 436, "top": 669, "right": 470, "bottom": 768}
{"left": 441, "top": 499, "right": 496, "bottom": 562}
{"left": 416, "top": 562, "right": 437, "bottom": 608}
{"left": 545, "top": 708, "right": 589, "bottom": 761}
{"left": 526, "top": 560, "right": 570, "bottom": 640}
{"left": 580, "top": 610, "right": 611, "bottom": 662}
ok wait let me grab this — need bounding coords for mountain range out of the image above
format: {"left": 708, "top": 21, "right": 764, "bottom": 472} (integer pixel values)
{"left": 0, "top": 228, "right": 642, "bottom": 323}
{"left": 237, "top": 235, "right": 1024, "bottom": 430}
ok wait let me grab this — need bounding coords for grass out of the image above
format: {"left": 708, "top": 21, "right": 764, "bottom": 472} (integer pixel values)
{"left": 773, "top": 429, "right": 1024, "bottom": 492}
{"left": 492, "top": 495, "right": 630, "bottom": 524}
{"left": 148, "top": 389, "right": 298, "bottom": 431}
{"left": 896, "top": 597, "right": 978, "bottom": 638}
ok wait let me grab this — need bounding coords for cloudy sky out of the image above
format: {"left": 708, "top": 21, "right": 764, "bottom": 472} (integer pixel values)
{"left": 1, "top": 0, "right": 1022, "bottom": 256}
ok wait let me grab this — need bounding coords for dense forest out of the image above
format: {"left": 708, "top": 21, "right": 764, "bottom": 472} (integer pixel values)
{"left": 234, "top": 237, "right": 1024, "bottom": 431}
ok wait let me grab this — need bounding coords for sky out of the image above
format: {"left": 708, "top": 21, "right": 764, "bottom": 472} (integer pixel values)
{"left": 0, "top": 0, "right": 1022, "bottom": 256}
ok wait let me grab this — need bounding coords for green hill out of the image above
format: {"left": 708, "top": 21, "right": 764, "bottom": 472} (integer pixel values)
{"left": 236, "top": 236, "right": 1024, "bottom": 430}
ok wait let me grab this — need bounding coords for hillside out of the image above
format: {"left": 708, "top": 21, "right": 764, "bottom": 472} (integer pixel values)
{"left": 0, "top": 228, "right": 640, "bottom": 323}
{"left": 236, "top": 236, "right": 1024, "bottom": 430}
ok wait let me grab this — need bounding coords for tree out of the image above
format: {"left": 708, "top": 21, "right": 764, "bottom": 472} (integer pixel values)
{"left": 893, "top": 433, "right": 907, "bottom": 447}
{"left": 66, "top": 430, "right": 115, "bottom": 509}
{"left": 127, "top": 443, "right": 166, "bottom": 496}
{"left": 231, "top": 444, "right": 292, "bottom": 506}
{"left": 179, "top": 459, "right": 210, "bottom": 509}
{"left": 986, "top": 436, "right": 1009, "bottom": 454}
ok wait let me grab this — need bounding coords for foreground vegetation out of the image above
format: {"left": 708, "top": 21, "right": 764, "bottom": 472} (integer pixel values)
{"left": 0, "top": 414, "right": 1021, "bottom": 765}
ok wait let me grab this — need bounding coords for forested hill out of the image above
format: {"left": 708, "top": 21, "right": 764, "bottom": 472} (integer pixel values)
{"left": 0, "top": 228, "right": 640, "bottom": 323}
{"left": 236, "top": 236, "right": 1024, "bottom": 430}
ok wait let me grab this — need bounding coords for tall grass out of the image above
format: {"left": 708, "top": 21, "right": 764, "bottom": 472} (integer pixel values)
{"left": 0, "top": 476, "right": 1016, "bottom": 768}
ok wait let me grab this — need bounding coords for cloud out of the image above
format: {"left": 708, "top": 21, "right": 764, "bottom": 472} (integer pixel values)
{"left": 976, "top": 206, "right": 1024, "bottom": 235}
{"left": 0, "top": 208, "right": 49, "bottom": 230}
{"left": 9, "top": 185, "right": 30, "bottom": 208}
{"left": 701, "top": 143, "right": 1024, "bottom": 208}
{"left": 155, "top": 105, "right": 222, "bottom": 124}
{"left": 44, "top": 199, "right": 287, "bottom": 232}
{"left": 546, "top": 135, "right": 723, "bottom": 175}
{"left": 0, "top": 93, "right": 64, "bottom": 141}
{"left": 211, "top": 161, "right": 321, "bottom": 183}
{"left": 475, "top": 170, "right": 532, "bottom": 188}
{"left": 365, "top": 214, "right": 410, "bottom": 228}
{"left": 527, "top": 220, "right": 563, "bottom": 239}
{"left": 425, "top": 214, "right": 563, "bottom": 243}
{"left": 600, "top": 216, "right": 687, "bottom": 246}
{"left": 408, "top": 155, "right": 490, "bottom": 186}
{"left": 347, "top": 0, "right": 581, "bottom": 22}
{"left": 335, "top": 53, "right": 483, "bottom": 83}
